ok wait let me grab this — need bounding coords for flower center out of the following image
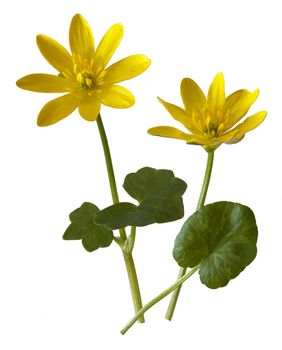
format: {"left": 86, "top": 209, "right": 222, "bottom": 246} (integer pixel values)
{"left": 203, "top": 122, "right": 225, "bottom": 137}
{"left": 76, "top": 71, "right": 95, "bottom": 89}
{"left": 200, "top": 107, "right": 226, "bottom": 138}
{"left": 72, "top": 54, "right": 105, "bottom": 93}
{"left": 73, "top": 63, "right": 105, "bottom": 94}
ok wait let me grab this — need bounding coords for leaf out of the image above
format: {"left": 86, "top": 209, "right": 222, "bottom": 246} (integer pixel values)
{"left": 173, "top": 201, "right": 258, "bottom": 289}
{"left": 63, "top": 202, "right": 113, "bottom": 252}
{"left": 95, "top": 167, "right": 187, "bottom": 229}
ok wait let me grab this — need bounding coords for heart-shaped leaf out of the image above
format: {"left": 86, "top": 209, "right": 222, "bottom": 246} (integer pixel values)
{"left": 173, "top": 201, "right": 258, "bottom": 289}
{"left": 63, "top": 202, "right": 113, "bottom": 252}
{"left": 95, "top": 167, "right": 187, "bottom": 229}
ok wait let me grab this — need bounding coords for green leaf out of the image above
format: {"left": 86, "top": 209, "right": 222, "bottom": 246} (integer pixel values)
{"left": 173, "top": 201, "right": 258, "bottom": 289}
{"left": 63, "top": 223, "right": 83, "bottom": 240}
{"left": 95, "top": 167, "right": 187, "bottom": 229}
{"left": 63, "top": 202, "right": 113, "bottom": 252}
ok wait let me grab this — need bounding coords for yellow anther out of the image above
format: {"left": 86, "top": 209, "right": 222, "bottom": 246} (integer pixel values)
{"left": 211, "top": 130, "right": 216, "bottom": 137}
{"left": 73, "top": 64, "right": 78, "bottom": 74}
{"left": 217, "top": 123, "right": 225, "bottom": 133}
{"left": 96, "top": 70, "right": 106, "bottom": 84}
{"left": 77, "top": 73, "right": 84, "bottom": 84}
{"left": 85, "top": 78, "right": 92, "bottom": 87}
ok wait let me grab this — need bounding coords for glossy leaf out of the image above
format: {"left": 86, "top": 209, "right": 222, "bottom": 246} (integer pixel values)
{"left": 63, "top": 202, "right": 113, "bottom": 252}
{"left": 95, "top": 167, "right": 187, "bottom": 229}
{"left": 173, "top": 201, "right": 258, "bottom": 289}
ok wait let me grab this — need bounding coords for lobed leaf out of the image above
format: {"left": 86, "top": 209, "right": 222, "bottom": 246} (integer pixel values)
{"left": 63, "top": 202, "right": 113, "bottom": 252}
{"left": 95, "top": 167, "right": 187, "bottom": 229}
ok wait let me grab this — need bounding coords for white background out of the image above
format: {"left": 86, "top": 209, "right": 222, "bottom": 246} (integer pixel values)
{"left": 1, "top": 0, "right": 281, "bottom": 348}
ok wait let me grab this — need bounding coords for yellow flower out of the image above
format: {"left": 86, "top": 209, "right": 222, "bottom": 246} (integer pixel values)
{"left": 148, "top": 73, "right": 267, "bottom": 151}
{"left": 16, "top": 14, "right": 151, "bottom": 126}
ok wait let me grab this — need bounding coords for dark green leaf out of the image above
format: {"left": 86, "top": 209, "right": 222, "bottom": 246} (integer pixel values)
{"left": 63, "top": 202, "right": 113, "bottom": 252}
{"left": 173, "top": 201, "right": 258, "bottom": 289}
{"left": 69, "top": 202, "right": 98, "bottom": 229}
{"left": 63, "top": 223, "right": 83, "bottom": 240}
{"left": 94, "top": 203, "right": 137, "bottom": 230}
{"left": 95, "top": 167, "right": 187, "bottom": 229}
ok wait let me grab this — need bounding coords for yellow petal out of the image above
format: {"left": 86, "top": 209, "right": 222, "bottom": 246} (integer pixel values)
{"left": 94, "top": 24, "right": 124, "bottom": 75}
{"left": 69, "top": 14, "right": 95, "bottom": 61}
{"left": 180, "top": 78, "right": 206, "bottom": 114}
{"left": 148, "top": 126, "right": 198, "bottom": 142}
{"left": 16, "top": 74, "right": 70, "bottom": 93}
{"left": 231, "top": 111, "right": 267, "bottom": 140}
{"left": 100, "top": 85, "right": 135, "bottom": 108}
{"left": 207, "top": 72, "right": 225, "bottom": 120}
{"left": 157, "top": 97, "right": 199, "bottom": 133}
{"left": 224, "top": 89, "right": 259, "bottom": 129}
{"left": 37, "top": 94, "right": 78, "bottom": 126}
{"left": 36, "top": 35, "right": 74, "bottom": 78}
{"left": 148, "top": 126, "right": 218, "bottom": 146}
{"left": 103, "top": 55, "right": 151, "bottom": 84}
{"left": 78, "top": 93, "right": 101, "bottom": 121}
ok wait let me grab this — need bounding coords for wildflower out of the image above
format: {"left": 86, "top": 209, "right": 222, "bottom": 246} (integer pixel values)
{"left": 17, "top": 14, "right": 151, "bottom": 126}
{"left": 148, "top": 73, "right": 266, "bottom": 151}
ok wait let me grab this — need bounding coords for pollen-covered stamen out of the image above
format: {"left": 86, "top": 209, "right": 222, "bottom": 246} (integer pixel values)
{"left": 95, "top": 71, "right": 106, "bottom": 86}
{"left": 201, "top": 106, "right": 226, "bottom": 137}
{"left": 203, "top": 120, "right": 225, "bottom": 138}
{"left": 217, "top": 123, "right": 225, "bottom": 134}
{"left": 72, "top": 53, "right": 97, "bottom": 90}
{"left": 76, "top": 72, "right": 95, "bottom": 89}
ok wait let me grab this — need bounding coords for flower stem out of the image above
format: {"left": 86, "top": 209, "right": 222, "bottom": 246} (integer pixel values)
{"left": 124, "top": 226, "right": 136, "bottom": 254}
{"left": 96, "top": 114, "right": 144, "bottom": 323}
{"left": 165, "top": 150, "right": 214, "bottom": 321}
{"left": 120, "top": 265, "right": 200, "bottom": 335}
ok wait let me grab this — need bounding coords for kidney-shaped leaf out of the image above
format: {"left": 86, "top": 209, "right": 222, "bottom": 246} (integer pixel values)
{"left": 95, "top": 167, "right": 187, "bottom": 229}
{"left": 173, "top": 201, "right": 258, "bottom": 289}
{"left": 63, "top": 202, "right": 113, "bottom": 252}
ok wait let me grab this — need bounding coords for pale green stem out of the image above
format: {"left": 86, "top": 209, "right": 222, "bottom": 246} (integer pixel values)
{"left": 124, "top": 226, "right": 136, "bottom": 254}
{"left": 165, "top": 150, "right": 214, "bottom": 321}
{"left": 96, "top": 114, "right": 144, "bottom": 323}
{"left": 120, "top": 265, "right": 200, "bottom": 335}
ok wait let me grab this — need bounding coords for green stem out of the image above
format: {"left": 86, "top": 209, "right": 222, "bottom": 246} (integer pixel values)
{"left": 165, "top": 150, "right": 214, "bottom": 321}
{"left": 124, "top": 226, "right": 136, "bottom": 254}
{"left": 123, "top": 251, "right": 144, "bottom": 323}
{"left": 196, "top": 151, "right": 215, "bottom": 210}
{"left": 96, "top": 115, "right": 126, "bottom": 241}
{"left": 96, "top": 114, "right": 144, "bottom": 323}
{"left": 120, "top": 265, "right": 200, "bottom": 335}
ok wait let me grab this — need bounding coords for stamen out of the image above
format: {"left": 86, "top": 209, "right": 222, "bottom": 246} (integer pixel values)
{"left": 77, "top": 73, "right": 83, "bottom": 84}
{"left": 96, "top": 70, "right": 106, "bottom": 85}
{"left": 85, "top": 78, "right": 92, "bottom": 87}
{"left": 217, "top": 123, "right": 225, "bottom": 133}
